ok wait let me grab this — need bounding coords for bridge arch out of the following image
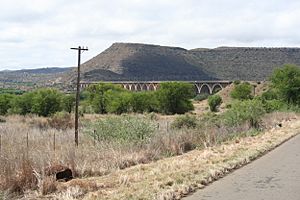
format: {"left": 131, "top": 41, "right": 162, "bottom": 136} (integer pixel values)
{"left": 199, "top": 84, "right": 211, "bottom": 94}
{"left": 128, "top": 84, "right": 133, "bottom": 91}
{"left": 141, "top": 84, "right": 147, "bottom": 91}
{"left": 147, "top": 84, "right": 155, "bottom": 91}
{"left": 194, "top": 84, "right": 201, "bottom": 94}
{"left": 135, "top": 84, "right": 142, "bottom": 91}
{"left": 123, "top": 84, "right": 130, "bottom": 90}
{"left": 212, "top": 84, "right": 222, "bottom": 94}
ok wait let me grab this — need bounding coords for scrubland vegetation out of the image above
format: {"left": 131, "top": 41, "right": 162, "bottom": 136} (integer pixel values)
{"left": 0, "top": 65, "right": 299, "bottom": 199}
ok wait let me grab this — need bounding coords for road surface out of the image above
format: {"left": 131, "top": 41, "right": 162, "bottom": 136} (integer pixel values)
{"left": 184, "top": 134, "right": 300, "bottom": 200}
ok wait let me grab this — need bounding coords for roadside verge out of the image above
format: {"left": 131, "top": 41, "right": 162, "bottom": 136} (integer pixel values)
{"left": 53, "top": 114, "right": 300, "bottom": 200}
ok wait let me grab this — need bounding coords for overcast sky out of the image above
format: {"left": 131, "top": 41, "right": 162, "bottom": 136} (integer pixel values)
{"left": 1, "top": 0, "right": 300, "bottom": 70}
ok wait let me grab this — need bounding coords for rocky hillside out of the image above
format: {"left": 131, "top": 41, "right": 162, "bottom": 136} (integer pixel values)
{"left": 65, "top": 43, "right": 300, "bottom": 82}
{"left": 0, "top": 67, "right": 72, "bottom": 90}
{"left": 66, "top": 43, "right": 213, "bottom": 82}
{"left": 189, "top": 47, "right": 300, "bottom": 80}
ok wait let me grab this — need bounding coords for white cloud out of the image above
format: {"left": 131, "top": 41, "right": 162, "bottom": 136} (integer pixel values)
{"left": 1, "top": 0, "right": 300, "bottom": 70}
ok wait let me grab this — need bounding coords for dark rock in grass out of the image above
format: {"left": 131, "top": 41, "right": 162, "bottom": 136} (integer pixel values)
{"left": 45, "top": 165, "right": 73, "bottom": 182}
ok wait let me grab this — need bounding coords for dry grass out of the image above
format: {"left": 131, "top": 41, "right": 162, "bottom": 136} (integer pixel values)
{"left": 0, "top": 114, "right": 193, "bottom": 198}
{"left": 0, "top": 111, "right": 298, "bottom": 199}
{"left": 56, "top": 113, "right": 299, "bottom": 200}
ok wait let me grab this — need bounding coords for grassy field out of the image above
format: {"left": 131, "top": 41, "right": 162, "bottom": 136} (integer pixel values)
{"left": 0, "top": 79, "right": 299, "bottom": 200}
{"left": 0, "top": 111, "right": 298, "bottom": 200}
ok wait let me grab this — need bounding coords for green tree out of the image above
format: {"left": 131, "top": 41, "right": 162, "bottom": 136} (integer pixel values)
{"left": 156, "top": 82, "right": 194, "bottom": 114}
{"left": 0, "top": 94, "right": 14, "bottom": 115}
{"left": 230, "top": 82, "right": 253, "bottom": 100}
{"left": 61, "top": 94, "right": 75, "bottom": 113}
{"left": 131, "top": 92, "right": 158, "bottom": 113}
{"left": 8, "top": 92, "right": 35, "bottom": 115}
{"left": 208, "top": 95, "right": 222, "bottom": 112}
{"left": 270, "top": 64, "right": 300, "bottom": 105}
{"left": 105, "top": 90, "right": 132, "bottom": 114}
{"left": 31, "top": 88, "right": 63, "bottom": 117}
{"left": 87, "top": 83, "right": 125, "bottom": 114}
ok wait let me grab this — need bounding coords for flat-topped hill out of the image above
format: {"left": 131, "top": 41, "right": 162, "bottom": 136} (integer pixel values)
{"left": 61, "top": 43, "right": 300, "bottom": 82}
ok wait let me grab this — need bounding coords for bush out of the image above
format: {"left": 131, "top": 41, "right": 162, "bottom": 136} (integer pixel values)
{"left": 230, "top": 82, "right": 253, "bottom": 100}
{"left": 47, "top": 111, "right": 73, "bottom": 130}
{"left": 8, "top": 92, "right": 35, "bottom": 115}
{"left": 270, "top": 64, "right": 300, "bottom": 105}
{"left": 261, "top": 89, "right": 280, "bottom": 101}
{"left": 262, "top": 99, "right": 285, "bottom": 113}
{"left": 194, "top": 94, "right": 209, "bottom": 101}
{"left": 31, "top": 89, "right": 63, "bottom": 117}
{"left": 171, "top": 114, "right": 198, "bottom": 129}
{"left": 61, "top": 94, "right": 75, "bottom": 113}
{"left": 86, "top": 83, "right": 125, "bottom": 114}
{"left": 131, "top": 92, "right": 158, "bottom": 113}
{"left": 87, "top": 115, "right": 156, "bottom": 143}
{"left": 105, "top": 91, "right": 132, "bottom": 114}
{"left": 208, "top": 95, "right": 222, "bottom": 112}
{"left": 156, "top": 82, "right": 194, "bottom": 114}
{"left": 223, "top": 99, "right": 265, "bottom": 128}
{"left": 0, "top": 94, "right": 14, "bottom": 115}
{"left": 233, "top": 80, "right": 241, "bottom": 85}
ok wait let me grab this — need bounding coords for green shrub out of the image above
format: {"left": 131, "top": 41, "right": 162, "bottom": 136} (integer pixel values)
{"left": 262, "top": 99, "right": 285, "bottom": 113}
{"left": 208, "top": 95, "right": 222, "bottom": 112}
{"left": 270, "top": 64, "right": 300, "bottom": 105}
{"left": 223, "top": 99, "right": 265, "bottom": 128}
{"left": 131, "top": 92, "right": 158, "bottom": 113}
{"left": 233, "top": 80, "right": 241, "bottom": 85}
{"left": 31, "top": 89, "right": 63, "bottom": 117}
{"left": 0, "top": 94, "right": 14, "bottom": 115}
{"left": 8, "top": 92, "right": 35, "bottom": 115}
{"left": 86, "top": 83, "right": 125, "bottom": 114}
{"left": 261, "top": 89, "right": 280, "bottom": 100}
{"left": 230, "top": 82, "right": 253, "bottom": 100}
{"left": 171, "top": 114, "right": 197, "bottom": 129}
{"left": 61, "top": 94, "right": 75, "bottom": 113}
{"left": 194, "top": 94, "right": 209, "bottom": 101}
{"left": 156, "top": 82, "right": 194, "bottom": 114}
{"left": 225, "top": 103, "right": 232, "bottom": 109}
{"left": 87, "top": 115, "right": 156, "bottom": 143}
{"left": 79, "top": 101, "right": 95, "bottom": 114}
{"left": 105, "top": 91, "right": 132, "bottom": 114}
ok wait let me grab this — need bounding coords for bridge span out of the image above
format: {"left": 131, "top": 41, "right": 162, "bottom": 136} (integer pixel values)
{"left": 80, "top": 81, "right": 232, "bottom": 95}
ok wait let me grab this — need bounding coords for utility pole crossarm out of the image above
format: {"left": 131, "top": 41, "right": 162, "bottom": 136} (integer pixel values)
{"left": 70, "top": 47, "right": 89, "bottom": 51}
{"left": 71, "top": 46, "right": 88, "bottom": 147}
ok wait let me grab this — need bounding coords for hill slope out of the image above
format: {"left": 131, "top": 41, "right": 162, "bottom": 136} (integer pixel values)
{"left": 0, "top": 67, "right": 72, "bottom": 89}
{"left": 67, "top": 43, "right": 214, "bottom": 82}
{"left": 65, "top": 43, "right": 300, "bottom": 82}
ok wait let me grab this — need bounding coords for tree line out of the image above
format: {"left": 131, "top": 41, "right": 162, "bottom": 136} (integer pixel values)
{"left": 0, "top": 82, "right": 195, "bottom": 116}
{"left": 0, "top": 64, "right": 299, "bottom": 117}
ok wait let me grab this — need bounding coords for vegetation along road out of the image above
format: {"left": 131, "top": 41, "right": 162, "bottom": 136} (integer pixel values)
{"left": 184, "top": 134, "right": 300, "bottom": 200}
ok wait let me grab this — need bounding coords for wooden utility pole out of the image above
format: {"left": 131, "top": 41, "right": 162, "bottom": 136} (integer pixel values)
{"left": 71, "top": 46, "right": 88, "bottom": 146}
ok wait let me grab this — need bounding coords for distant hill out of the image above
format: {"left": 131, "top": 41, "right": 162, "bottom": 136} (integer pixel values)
{"left": 64, "top": 43, "right": 300, "bottom": 82}
{"left": 3, "top": 43, "right": 300, "bottom": 89}
{"left": 65, "top": 43, "right": 214, "bottom": 82}
{"left": 0, "top": 67, "right": 72, "bottom": 88}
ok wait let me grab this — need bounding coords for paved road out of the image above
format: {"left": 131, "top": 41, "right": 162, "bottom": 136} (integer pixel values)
{"left": 184, "top": 134, "right": 300, "bottom": 200}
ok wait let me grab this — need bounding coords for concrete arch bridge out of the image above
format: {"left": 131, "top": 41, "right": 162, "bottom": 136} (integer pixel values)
{"left": 80, "top": 81, "right": 232, "bottom": 95}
